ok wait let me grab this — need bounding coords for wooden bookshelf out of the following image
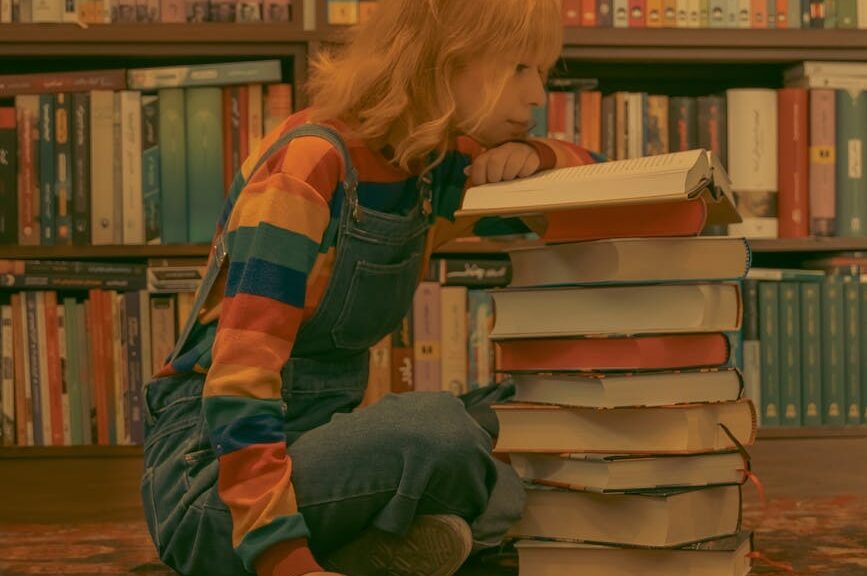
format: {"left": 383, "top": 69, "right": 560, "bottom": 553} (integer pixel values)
{"left": 0, "top": 244, "right": 212, "bottom": 260}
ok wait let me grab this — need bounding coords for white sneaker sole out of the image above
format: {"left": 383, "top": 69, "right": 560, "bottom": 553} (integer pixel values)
{"left": 324, "top": 514, "right": 473, "bottom": 576}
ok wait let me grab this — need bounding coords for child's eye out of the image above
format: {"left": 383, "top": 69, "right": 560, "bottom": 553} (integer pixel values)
{"left": 516, "top": 64, "right": 530, "bottom": 74}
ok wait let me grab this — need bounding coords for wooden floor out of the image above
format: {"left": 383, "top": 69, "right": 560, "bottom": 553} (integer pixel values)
{"left": 1, "top": 433, "right": 866, "bottom": 575}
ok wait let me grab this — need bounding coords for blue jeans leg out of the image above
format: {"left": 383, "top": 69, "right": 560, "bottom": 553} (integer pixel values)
{"left": 289, "top": 391, "right": 526, "bottom": 559}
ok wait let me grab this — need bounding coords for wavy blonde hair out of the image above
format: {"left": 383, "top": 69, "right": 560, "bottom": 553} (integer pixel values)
{"left": 306, "top": 0, "right": 563, "bottom": 173}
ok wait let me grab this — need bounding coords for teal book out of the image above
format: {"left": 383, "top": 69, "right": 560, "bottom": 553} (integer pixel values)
{"left": 843, "top": 280, "right": 861, "bottom": 424}
{"left": 39, "top": 94, "right": 55, "bottom": 246}
{"left": 779, "top": 283, "right": 802, "bottom": 426}
{"left": 185, "top": 87, "right": 225, "bottom": 244}
{"left": 531, "top": 103, "right": 548, "bottom": 138}
{"left": 142, "top": 94, "right": 161, "bottom": 245}
{"left": 128, "top": 60, "right": 282, "bottom": 90}
{"left": 835, "top": 89, "right": 867, "bottom": 237}
{"left": 823, "top": 0, "right": 836, "bottom": 26}
{"left": 54, "top": 93, "right": 73, "bottom": 245}
{"left": 759, "top": 282, "right": 781, "bottom": 427}
{"left": 800, "top": 282, "right": 822, "bottom": 427}
{"left": 861, "top": 283, "right": 867, "bottom": 421}
{"left": 158, "top": 88, "right": 187, "bottom": 244}
{"left": 821, "top": 277, "right": 846, "bottom": 425}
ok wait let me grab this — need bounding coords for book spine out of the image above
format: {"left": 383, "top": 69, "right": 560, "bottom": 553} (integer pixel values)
{"left": 861, "top": 283, "right": 867, "bottom": 421}
{"left": 844, "top": 280, "right": 861, "bottom": 424}
{"left": 809, "top": 89, "right": 836, "bottom": 236}
{"left": 779, "top": 283, "right": 802, "bottom": 426}
{"left": 158, "top": 88, "right": 187, "bottom": 244}
{"left": 759, "top": 282, "right": 781, "bottom": 426}
{"left": 835, "top": 89, "right": 867, "bottom": 237}
{"left": 824, "top": 0, "right": 836, "bottom": 26}
{"left": 599, "top": 0, "right": 615, "bottom": 26}
{"left": 709, "top": 0, "right": 726, "bottom": 24}
{"left": 601, "top": 94, "right": 616, "bottom": 161}
{"left": 148, "top": 295, "right": 176, "bottom": 376}
{"left": 247, "top": 84, "right": 263, "bottom": 157}
{"left": 668, "top": 97, "right": 697, "bottom": 152}
{"left": 120, "top": 91, "right": 144, "bottom": 245}
{"left": 440, "top": 286, "right": 468, "bottom": 396}
{"left": 11, "top": 295, "right": 29, "bottom": 445}
{"left": 361, "top": 334, "right": 391, "bottom": 407}
{"left": 42, "top": 291, "right": 64, "bottom": 445}
{"left": 582, "top": 0, "right": 598, "bottom": 25}
{"left": 800, "top": 282, "right": 823, "bottom": 426}
{"left": 15, "top": 96, "right": 40, "bottom": 246}
{"left": 644, "top": 95, "right": 669, "bottom": 156}
{"left": 467, "top": 291, "right": 495, "bottom": 391}
{"left": 127, "top": 60, "right": 281, "bottom": 90}
{"left": 629, "top": 0, "right": 645, "bottom": 25}
{"left": 39, "top": 94, "right": 55, "bottom": 246}
{"left": 646, "top": 0, "right": 663, "bottom": 24}
{"left": 90, "top": 90, "right": 117, "bottom": 246}
{"left": 563, "top": 0, "right": 582, "bottom": 24}
{"left": 185, "top": 87, "right": 225, "bottom": 243}
{"left": 822, "top": 277, "right": 846, "bottom": 425}
{"left": 0, "top": 108, "right": 17, "bottom": 245}
{"left": 788, "top": 0, "right": 803, "bottom": 25}
{"left": 0, "top": 69, "right": 125, "bottom": 98}
{"left": 141, "top": 94, "right": 161, "bottom": 245}
{"left": 412, "top": 282, "right": 441, "bottom": 393}
{"left": 741, "top": 278, "right": 762, "bottom": 426}
{"left": 0, "top": 306, "right": 13, "bottom": 446}
{"left": 54, "top": 93, "right": 73, "bottom": 246}
{"left": 777, "top": 88, "right": 810, "bottom": 238}
{"left": 837, "top": 0, "right": 856, "bottom": 25}
{"left": 71, "top": 92, "right": 91, "bottom": 246}
{"left": 62, "top": 297, "right": 82, "bottom": 445}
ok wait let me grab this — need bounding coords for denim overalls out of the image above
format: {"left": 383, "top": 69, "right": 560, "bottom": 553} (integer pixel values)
{"left": 140, "top": 124, "right": 524, "bottom": 575}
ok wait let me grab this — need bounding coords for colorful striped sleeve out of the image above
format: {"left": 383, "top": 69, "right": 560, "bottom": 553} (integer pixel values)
{"left": 203, "top": 136, "right": 343, "bottom": 576}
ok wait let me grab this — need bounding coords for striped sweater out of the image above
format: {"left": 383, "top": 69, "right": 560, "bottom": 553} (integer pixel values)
{"left": 156, "top": 109, "right": 600, "bottom": 576}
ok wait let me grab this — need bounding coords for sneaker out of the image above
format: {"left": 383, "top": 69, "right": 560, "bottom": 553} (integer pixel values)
{"left": 323, "top": 514, "right": 473, "bottom": 576}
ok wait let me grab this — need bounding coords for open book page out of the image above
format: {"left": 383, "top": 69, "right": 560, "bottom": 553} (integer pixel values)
{"left": 457, "top": 149, "right": 710, "bottom": 216}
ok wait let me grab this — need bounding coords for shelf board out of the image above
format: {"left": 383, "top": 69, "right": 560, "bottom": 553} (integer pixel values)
{"left": 561, "top": 28, "right": 867, "bottom": 62}
{"left": 0, "top": 445, "right": 142, "bottom": 458}
{"left": 0, "top": 23, "right": 315, "bottom": 56}
{"left": 757, "top": 426, "right": 867, "bottom": 440}
{"left": 0, "top": 244, "right": 211, "bottom": 259}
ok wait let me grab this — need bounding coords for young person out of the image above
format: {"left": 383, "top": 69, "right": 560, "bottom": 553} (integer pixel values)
{"left": 141, "top": 1, "right": 600, "bottom": 575}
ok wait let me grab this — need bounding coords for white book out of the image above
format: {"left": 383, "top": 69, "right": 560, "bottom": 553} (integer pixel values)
{"left": 489, "top": 283, "right": 742, "bottom": 339}
{"left": 511, "top": 369, "right": 743, "bottom": 409}
{"left": 120, "top": 90, "right": 144, "bottom": 245}
{"left": 613, "top": 0, "right": 628, "bottom": 26}
{"left": 687, "top": 0, "right": 700, "bottom": 26}
{"left": 457, "top": 149, "right": 738, "bottom": 222}
{"left": 510, "top": 450, "right": 747, "bottom": 493}
{"left": 90, "top": 90, "right": 117, "bottom": 246}
{"left": 737, "top": 0, "right": 750, "bottom": 26}
{"left": 0, "top": 306, "right": 14, "bottom": 446}
{"left": 787, "top": 75, "right": 867, "bottom": 91}
{"left": 439, "top": 286, "right": 468, "bottom": 395}
{"left": 676, "top": 0, "right": 689, "bottom": 26}
{"left": 786, "top": 61, "right": 867, "bottom": 83}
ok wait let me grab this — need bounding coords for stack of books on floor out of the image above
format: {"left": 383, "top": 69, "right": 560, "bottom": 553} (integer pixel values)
{"left": 457, "top": 149, "right": 757, "bottom": 575}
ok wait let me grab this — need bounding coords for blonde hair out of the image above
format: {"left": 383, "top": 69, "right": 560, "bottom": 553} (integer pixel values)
{"left": 306, "top": 0, "right": 563, "bottom": 173}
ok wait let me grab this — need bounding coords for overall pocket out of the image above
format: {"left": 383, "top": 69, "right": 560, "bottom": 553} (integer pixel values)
{"left": 331, "top": 252, "right": 422, "bottom": 350}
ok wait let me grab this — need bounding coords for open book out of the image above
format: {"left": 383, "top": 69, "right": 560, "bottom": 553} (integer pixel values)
{"left": 456, "top": 149, "right": 740, "bottom": 225}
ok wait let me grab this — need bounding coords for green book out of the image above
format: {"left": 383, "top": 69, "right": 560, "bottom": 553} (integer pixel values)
{"left": 158, "top": 88, "right": 187, "bottom": 244}
{"left": 759, "top": 282, "right": 781, "bottom": 427}
{"left": 835, "top": 89, "right": 867, "bottom": 237}
{"left": 836, "top": 0, "right": 857, "bottom": 26}
{"left": 822, "top": 277, "right": 846, "bottom": 425}
{"left": 861, "top": 283, "right": 867, "bottom": 422}
{"left": 844, "top": 280, "right": 861, "bottom": 424}
{"left": 800, "top": 282, "right": 823, "bottom": 427}
{"left": 779, "top": 283, "right": 802, "bottom": 426}
{"left": 62, "top": 297, "right": 82, "bottom": 445}
{"left": 128, "top": 59, "right": 281, "bottom": 90}
{"left": 185, "top": 87, "right": 225, "bottom": 243}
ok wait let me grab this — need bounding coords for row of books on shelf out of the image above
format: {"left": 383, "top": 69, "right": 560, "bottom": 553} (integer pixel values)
{"left": 458, "top": 150, "right": 756, "bottom": 575}
{"left": 0, "top": 60, "right": 293, "bottom": 247}
{"left": 742, "top": 263, "right": 867, "bottom": 429}
{"left": 0, "top": 288, "right": 195, "bottom": 448}
{"left": 561, "top": 0, "right": 867, "bottom": 28}
{"left": 541, "top": 64, "right": 867, "bottom": 240}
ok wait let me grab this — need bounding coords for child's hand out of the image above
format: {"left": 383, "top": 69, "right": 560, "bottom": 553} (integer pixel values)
{"left": 464, "top": 142, "right": 540, "bottom": 186}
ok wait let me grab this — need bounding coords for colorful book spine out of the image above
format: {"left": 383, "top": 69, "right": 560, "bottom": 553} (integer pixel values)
{"left": 777, "top": 88, "right": 809, "bottom": 238}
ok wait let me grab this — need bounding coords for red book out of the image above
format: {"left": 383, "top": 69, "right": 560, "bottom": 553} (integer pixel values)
{"left": 562, "top": 0, "right": 583, "bottom": 25}
{"left": 777, "top": 88, "right": 809, "bottom": 238}
{"left": 542, "top": 197, "right": 707, "bottom": 243}
{"left": 0, "top": 70, "right": 126, "bottom": 98}
{"left": 87, "top": 290, "right": 109, "bottom": 445}
{"left": 629, "top": 0, "right": 646, "bottom": 27}
{"left": 496, "top": 333, "right": 731, "bottom": 372}
{"left": 42, "top": 292, "right": 65, "bottom": 446}
{"left": 582, "top": 0, "right": 597, "bottom": 26}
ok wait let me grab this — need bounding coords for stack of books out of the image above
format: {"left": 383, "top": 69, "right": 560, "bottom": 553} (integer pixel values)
{"left": 457, "top": 149, "right": 757, "bottom": 575}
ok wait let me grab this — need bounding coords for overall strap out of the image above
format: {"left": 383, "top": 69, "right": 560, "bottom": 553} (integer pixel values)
{"left": 168, "top": 123, "right": 359, "bottom": 364}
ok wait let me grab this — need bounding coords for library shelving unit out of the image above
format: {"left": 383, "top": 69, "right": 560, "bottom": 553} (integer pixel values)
{"left": 2, "top": 24, "right": 867, "bottom": 521}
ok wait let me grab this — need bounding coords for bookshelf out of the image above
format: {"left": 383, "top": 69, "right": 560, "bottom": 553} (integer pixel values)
{"left": 3, "top": 16, "right": 867, "bottom": 521}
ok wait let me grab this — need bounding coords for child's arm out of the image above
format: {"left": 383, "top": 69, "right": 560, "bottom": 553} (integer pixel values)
{"left": 202, "top": 139, "right": 344, "bottom": 576}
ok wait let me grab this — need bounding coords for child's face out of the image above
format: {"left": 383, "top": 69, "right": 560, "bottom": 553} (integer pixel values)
{"left": 452, "top": 56, "right": 547, "bottom": 148}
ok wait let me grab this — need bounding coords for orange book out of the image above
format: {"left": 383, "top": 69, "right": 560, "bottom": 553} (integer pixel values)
{"left": 542, "top": 197, "right": 708, "bottom": 243}
{"left": 646, "top": 0, "right": 664, "bottom": 25}
{"left": 581, "top": 0, "right": 597, "bottom": 26}
{"left": 11, "top": 294, "right": 29, "bottom": 446}
{"left": 751, "top": 0, "right": 767, "bottom": 26}
{"left": 496, "top": 333, "right": 731, "bottom": 372}
{"left": 562, "top": 0, "right": 583, "bottom": 25}
{"left": 42, "top": 292, "right": 65, "bottom": 446}
{"left": 87, "top": 290, "right": 109, "bottom": 445}
{"left": 777, "top": 88, "right": 809, "bottom": 238}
